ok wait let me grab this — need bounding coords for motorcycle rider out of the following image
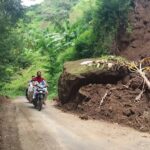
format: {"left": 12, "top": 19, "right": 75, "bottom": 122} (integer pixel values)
{"left": 32, "top": 71, "right": 48, "bottom": 103}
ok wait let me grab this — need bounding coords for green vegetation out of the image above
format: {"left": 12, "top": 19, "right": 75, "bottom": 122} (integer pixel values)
{"left": 0, "top": 0, "right": 24, "bottom": 89}
{"left": 0, "top": 0, "right": 132, "bottom": 98}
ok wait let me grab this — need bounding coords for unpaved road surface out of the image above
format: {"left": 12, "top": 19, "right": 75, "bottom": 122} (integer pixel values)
{"left": 2, "top": 97, "right": 150, "bottom": 150}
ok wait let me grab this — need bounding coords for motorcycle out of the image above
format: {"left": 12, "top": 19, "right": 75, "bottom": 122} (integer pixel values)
{"left": 33, "top": 83, "right": 46, "bottom": 111}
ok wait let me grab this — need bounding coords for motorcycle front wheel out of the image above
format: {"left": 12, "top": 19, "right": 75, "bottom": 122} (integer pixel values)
{"left": 33, "top": 99, "right": 37, "bottom": 108}
{"left": 38, "top": 99, "right": 42, "bottom": 111}
{"left": 37, "top": 94, "right": 44, "bottom": 111}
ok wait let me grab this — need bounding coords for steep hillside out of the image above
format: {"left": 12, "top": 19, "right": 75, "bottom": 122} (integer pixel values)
{"left": 114, "top": 0, "right": 150, "bottom": 60}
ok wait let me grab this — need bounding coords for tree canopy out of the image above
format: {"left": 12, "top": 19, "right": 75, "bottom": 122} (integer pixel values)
{"left": 0, "top": 0, "right": 23, "bottom": 87}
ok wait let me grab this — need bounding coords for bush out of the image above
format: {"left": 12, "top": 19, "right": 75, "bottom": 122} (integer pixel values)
{"left": 75, "top": 28, "right": 95, "bottom": 58}
{"left": 57, "top": 47, "right": 76, "bottom": 64}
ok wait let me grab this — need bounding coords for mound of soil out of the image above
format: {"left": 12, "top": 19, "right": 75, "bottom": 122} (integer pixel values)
{"left": 58, "top": 72, "right": 150, "bottom": 132}
{"left": 113, "top": 0, "right": 150, "bottom": 60}
{"left": 58, "top": 58, "right": 129, "bottom": 104}
{"left": 0, "top": 96, "right": 22, "bottom": 150}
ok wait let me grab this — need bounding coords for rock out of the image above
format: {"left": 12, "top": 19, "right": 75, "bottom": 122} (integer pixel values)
{"left": 124, "top": 104, "right": 132, "bottom": 108}
{"left": 58, "top": 58, "right": 127, "bottom": 104}
{"left": 123, "top": 109, "right": 135, "bottom": 117}
{"left": 142, "top": 111, "right": 150, "bottom": 121}
{"left": 95, "top": 108, "right": 101, "bottom": 113}
{"left": 106, "top": 84, "right": 112, "bottom": 89}
{"left": 79, "top": 114, "right": 89, "bottom": 120}
{"left": 122, "top": 75, "right": 130, "bottom": 85}
{"left": 134, "top": 88, "right": 141, "bottom": 94}
{"left": 129, "top": 76, "right": 143, "bottom": 89}
{"left": 64, "top": 103, "right": 76, "bottom": 111}
{"left": 77, "top": 105, "right": 84, "bottom": 111}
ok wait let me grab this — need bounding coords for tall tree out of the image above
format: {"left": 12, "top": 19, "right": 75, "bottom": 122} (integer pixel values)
{"left": 0, "top": 0, "right": 23, "bottom": 86}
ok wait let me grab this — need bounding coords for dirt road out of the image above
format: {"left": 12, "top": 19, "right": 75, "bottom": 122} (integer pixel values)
{"left": 3, "top": 97, "right": 150, "bottom": 150}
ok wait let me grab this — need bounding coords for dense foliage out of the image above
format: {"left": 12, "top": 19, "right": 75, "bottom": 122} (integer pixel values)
{"left": 0, "top": 0, "right": 23, "bottom": 87}
{"left": 1, "top": 0, "right": 132, "bottom": 98}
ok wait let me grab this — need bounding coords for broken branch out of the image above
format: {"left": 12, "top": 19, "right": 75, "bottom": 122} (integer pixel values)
{"left": 99, "top": 91, "right": 108, "bottom": 108}
{"left": 137, "top": 69, "right": 150, "bottom": 90}
{"left": 135, "top": 81, "right": 145, "bottom": 101}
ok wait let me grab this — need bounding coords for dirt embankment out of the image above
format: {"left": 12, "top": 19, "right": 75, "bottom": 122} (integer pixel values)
{"left": 58, "top": 0, "right": 150, "bottom": 133}
{"left": 113, "top": 0, "right": 150, "bottom": 60}
{"left": 70, "top": 74, "right": 150, "bottom": 132}
{"left": 58, "top": 58, "right": 150, "bottom": 132}
{"left": 0, "top": 96, "right": 22, "bottom": 150}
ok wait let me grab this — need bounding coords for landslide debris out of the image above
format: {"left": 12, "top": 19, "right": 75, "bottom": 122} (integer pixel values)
{"left": 58, "top": 56, "right": 129, "bottom": 104}
{"left": 57, "top": 57, "right": 150, "bottom": 132}
{"left": 58, "top": 0, "right": 150, "bottom": 132}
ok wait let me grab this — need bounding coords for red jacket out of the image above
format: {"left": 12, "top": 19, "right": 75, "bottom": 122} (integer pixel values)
{"left": 33, "top": 76, "right": 44, "bottom": 83}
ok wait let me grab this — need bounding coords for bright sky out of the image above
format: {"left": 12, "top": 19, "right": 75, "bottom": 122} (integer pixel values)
{"left": 21, "top": 0, "right": 44, "bottom": 6}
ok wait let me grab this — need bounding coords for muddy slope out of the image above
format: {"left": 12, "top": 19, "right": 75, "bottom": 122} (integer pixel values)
{"left": 113, "top": 0, "right": 150, "bottom": 60}
{"left": 0, "top": 97, "right": 22, "bottom": 150}
{"left": 58, "top": 57, "right": 150, "bottom": 132}
{"left": 59, "top": 72, "right": 150, "bottom": 132}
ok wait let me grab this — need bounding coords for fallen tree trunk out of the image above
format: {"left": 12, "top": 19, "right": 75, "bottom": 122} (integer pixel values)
{"left": 137, "top": 69, "right": 150, "bottom": 90}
